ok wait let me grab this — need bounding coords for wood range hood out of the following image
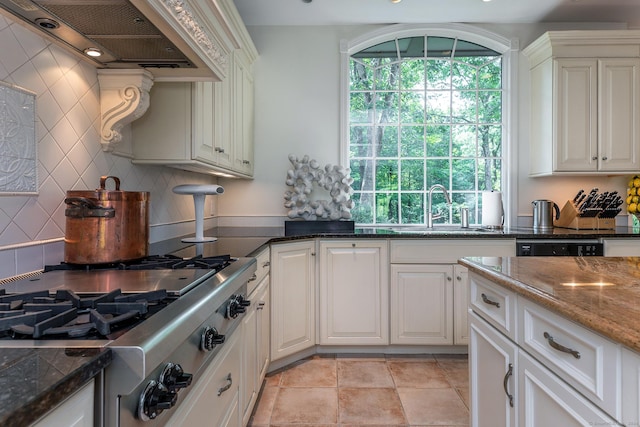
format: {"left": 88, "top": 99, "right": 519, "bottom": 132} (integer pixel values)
{"left": 0, "top": 0, "right": 249, "bottom": 151}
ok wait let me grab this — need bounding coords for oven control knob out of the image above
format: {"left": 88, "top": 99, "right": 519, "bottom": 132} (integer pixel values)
{"left": 159, "top": 363, "right": 193, "bottom": 392}
{"left": 226, "top": 295, "right": 251, "bottom": 318}
{"left": 201, "top": 326, "right": 225, "bottom": 351}
{"left": 138, "top": 380, "right": 177, "bottom": 421}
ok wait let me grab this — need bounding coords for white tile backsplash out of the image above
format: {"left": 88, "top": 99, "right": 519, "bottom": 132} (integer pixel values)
{"left": 0, "top": 13, "right": 219, "bottom": 279}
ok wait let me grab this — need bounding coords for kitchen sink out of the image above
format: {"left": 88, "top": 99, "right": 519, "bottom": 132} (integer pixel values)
{"left": 383, "top": 225, "right": 499, "bottom": 234}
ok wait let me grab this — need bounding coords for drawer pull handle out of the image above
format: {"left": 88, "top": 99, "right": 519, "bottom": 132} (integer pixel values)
{"left": 481, "top": 293, "right": 500, "bottom": 308}
{"left": 217, "top": 373, "right": 233, "bottom": 396}
{"left": 503, "top": 363, "right": 514, "bottom": 407}
{"left": 544, "top": 332, "right": 581, "bottom": 359}
{"left": 257, "top": 301, "right": 266, "bottom": 310}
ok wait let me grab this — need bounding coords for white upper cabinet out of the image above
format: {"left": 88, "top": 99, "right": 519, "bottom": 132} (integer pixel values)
{"left": 524, "top": 30, "right": 640, "bottom": 176}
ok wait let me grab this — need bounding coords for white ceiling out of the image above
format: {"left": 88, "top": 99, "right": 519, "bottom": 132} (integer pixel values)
{"left": 232, "top": 0, "right": 640, "bottom": 28}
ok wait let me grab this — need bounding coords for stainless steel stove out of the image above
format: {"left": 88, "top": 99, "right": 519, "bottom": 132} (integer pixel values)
{"left": 0, "top": 252, "right": 257, "bottom": 426}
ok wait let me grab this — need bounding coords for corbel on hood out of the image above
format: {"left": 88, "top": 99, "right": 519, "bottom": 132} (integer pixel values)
{"left": 97, "top": 69, "right": 154, "bottom": 152}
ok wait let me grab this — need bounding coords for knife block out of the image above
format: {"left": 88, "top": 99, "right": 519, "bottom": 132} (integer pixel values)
{"left": 555, "top": 200, "right": 616, "bottom": 230}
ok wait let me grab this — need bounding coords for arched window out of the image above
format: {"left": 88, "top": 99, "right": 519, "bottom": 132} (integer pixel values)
{"left": 341, "top": 24, "right": 516, "bottom": 227}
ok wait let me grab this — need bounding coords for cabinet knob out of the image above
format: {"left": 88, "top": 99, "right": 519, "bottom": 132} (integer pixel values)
{"left": 602, "top": 156, "right": 608, "bottom": 161}
{"left": 243, "top": 160, "right": 251, "bottom": 165}
{"left": 214, "top": 147, "right": 225, "bottom": 153}
{"left": 592, "top": 156, "right": 598, "bottom": 160}
{"left": 456, "top": 276, "right": 462, "bottom": 281}
{"left": 447, "top": 276, "right": 452, "bottom": 281}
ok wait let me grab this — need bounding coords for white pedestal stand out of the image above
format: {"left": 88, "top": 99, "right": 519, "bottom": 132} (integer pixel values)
{"left": 172, "top": 184, "right": 224, "bottom": 243}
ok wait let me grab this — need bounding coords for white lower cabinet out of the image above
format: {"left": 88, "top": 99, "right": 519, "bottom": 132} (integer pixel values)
{"left": 469, "top": 311, "right": 517, "bottom": 427}
{"left": 270, "top": 241, "right": 316, "bottom": 361}
{"left": 391, "top": 239, "right": 516, "bottom": 347}
{"left": 518, "top": 351, "right": 618, "bottom": 427}
{"left": 319, "top": 240, "right": 388, "bottom": 345}
{"left": 241, "top": 273, "right": 270, "bottom": 426}
{"left": 33, "top": 379, "right": 94, "bottom": 427}
{"left": 390, "top": 264, "right": 453, "bottom": 345}
{"left": 453, "top": 265, "right": 469, "bottom": 345}
{"left": 622, "top": 348, "right": 640, "bottom": 427}
{"left": 469, "top": 272, "right": 623, "bottom": 427}
{"left": 166, "top": 330, "right": 242, "bottom": 427}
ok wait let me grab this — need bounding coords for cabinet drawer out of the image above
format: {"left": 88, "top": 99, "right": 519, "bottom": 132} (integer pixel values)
{"left": 469, "top": 273, "right": 517, "bottom": 340}
{"left": 249, "top": 247, "right": 270, "bottom": 295}
{"left": 167, "top": 331, "right": 242, "bottom": 426}
{"left": 390, "top": 239, "right": 515, "bottom": 264}
{"left": 519, "top": 298, "right": 620, "bottom": 419}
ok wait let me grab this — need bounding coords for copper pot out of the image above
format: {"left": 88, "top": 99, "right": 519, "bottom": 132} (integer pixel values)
{"left": 64, "top": 176, "right": 150, "bottom": 264}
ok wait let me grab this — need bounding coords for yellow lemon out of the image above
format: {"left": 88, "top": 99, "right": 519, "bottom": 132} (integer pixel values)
{"left": 631, "top": 187, "right": 638, "bottom": 196}
{"left": 634, "top": 196, "right": 640, "bottom": 203}
{"left": 634, "top": 178, "right": 640, "bottom": 187}
{"left": 627, "top": 196, "right": 633, "bottom": 205}
{"left": 629, "top": 203, "right": 638, "bottom": 213}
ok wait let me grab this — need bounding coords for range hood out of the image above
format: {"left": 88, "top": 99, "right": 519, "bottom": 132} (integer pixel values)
{"left": 0, "top": 0, "right": 255, "bottom": 152}
{"left": 0, "top": 0, "right": 237, "bottom": 80}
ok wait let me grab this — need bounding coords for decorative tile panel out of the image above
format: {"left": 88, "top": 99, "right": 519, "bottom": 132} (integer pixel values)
{"left": 0, "top": 80, "right": 37, "bottom": 195}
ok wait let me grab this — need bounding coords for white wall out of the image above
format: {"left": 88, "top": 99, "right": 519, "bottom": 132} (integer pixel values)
{"left": 218, "top": 22, "right": 630, "bottom": 226}
{"left": 0, "top": 13, "right": 219, "bottom": 279}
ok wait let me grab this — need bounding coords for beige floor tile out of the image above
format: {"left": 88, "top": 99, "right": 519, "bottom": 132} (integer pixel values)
{"left": 338, "top": 360, "right": 395, "bottom": 388}
{"left": 397, "top": 387, "right": 469, "bottom": 426}
{"left": 264, "top": 371, "right": 282, "bottom": 387}
{"left": 271, "top": 387, "right": 338, "bottom": 424}
{"left": 339, "top": 388, "right": 407, "bottom": 425}
{"left": 250, "top": 385, "right": 279, "bottom": 425}
{"left": 436, "top": 357, "right": 469, "bottom": 388}
{"left": 280, "top": 357, "right": 337, "bottom": 387}
{"left": 388, "top": 360, "right": 451, "bottom": 388}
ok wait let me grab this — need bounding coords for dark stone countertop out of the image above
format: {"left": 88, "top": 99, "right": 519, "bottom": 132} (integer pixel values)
{"left": 0, "top": 347, "right": 111, "bottom": 426}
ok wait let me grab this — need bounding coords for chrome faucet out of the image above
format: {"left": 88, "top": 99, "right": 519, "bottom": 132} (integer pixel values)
{"left": 427, "top": 184, "right": 452, "bottom": 228}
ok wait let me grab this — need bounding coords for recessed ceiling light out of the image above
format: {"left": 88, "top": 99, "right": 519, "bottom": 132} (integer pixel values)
{"left": 391, "top": 0, "right": 402, "bottom": 3}
{"left": 302, "top": 0, "right": 312, "bottom": 3}
{"left": 84, "top": 48, "right": 103, "bottom": 57}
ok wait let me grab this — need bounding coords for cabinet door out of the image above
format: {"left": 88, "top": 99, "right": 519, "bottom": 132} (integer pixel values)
{"left": 390, "top": 264, "right": 453, "bottom": 345}
{"left": 319, "top": 240, "right": 388, "bottom": 345}
{"left": 232, "top": 51, "right": 254, "bottom": 176}
{"left": 33, "top": 379, "right": 94, "bottom": 427}
{"left": 554, "top": 59, "right": 598, "bottom": 172}
{"left": 241, "top": 292, "right": 258, "bottom": 426}
{"left": 270, "top": 241, "right": 316, "bottom": 361}
{"left": 469, "top": 311, "right": 517, "bottom": 427}
{"left": 453, "top": 264, "right": 469, "bottom": 345}
{"left": 256, "top": 276, "right": 270, "bottom": 381}
{"left": 193, "top": 80, "right": 233, "bottom": 169}
{"left": 622, "top": 348, "right": 640, "bottom": 427}
{"left": 598, "top": 58, "right": 640, "bottom": 172}
{"left": 518, "top": 351, "right": 620, "bottom": 427}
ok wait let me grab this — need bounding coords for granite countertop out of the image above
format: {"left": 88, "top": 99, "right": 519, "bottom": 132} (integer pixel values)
{"left": 0, "top": 347, "right": 111, "bottom": 426}
{"left": 459, "top": 256, "right": 640, "bottom": 353}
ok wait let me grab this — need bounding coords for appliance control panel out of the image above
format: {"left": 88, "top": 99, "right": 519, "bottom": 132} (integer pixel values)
{"left": 516, "top": 240, "right": 604, "bottom": 256}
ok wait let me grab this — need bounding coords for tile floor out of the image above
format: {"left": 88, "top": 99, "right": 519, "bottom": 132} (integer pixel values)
{"left": 248, "top": 354, "right": 469, "bottom": 426}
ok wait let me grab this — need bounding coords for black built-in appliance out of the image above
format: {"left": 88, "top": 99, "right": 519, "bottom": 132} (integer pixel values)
{"left": 516, "top": 239, "right": 604, "bottom": 256}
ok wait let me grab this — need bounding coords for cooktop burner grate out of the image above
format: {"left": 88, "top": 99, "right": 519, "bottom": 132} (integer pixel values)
{"left": 44, "top": 254, "right": 233, "bottom": 272}
{"left": 0, "top": 288, "right": 172, "bottom": 339}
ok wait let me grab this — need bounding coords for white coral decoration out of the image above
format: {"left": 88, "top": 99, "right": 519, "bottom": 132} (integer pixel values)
{"left": 284, "top": 154, "right": 354, "bottom": 220}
